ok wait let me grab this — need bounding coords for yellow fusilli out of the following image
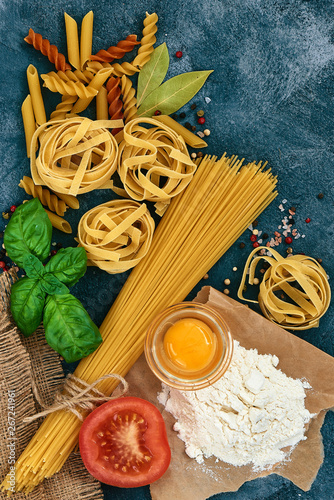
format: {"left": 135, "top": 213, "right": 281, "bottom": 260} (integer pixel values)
{"left": 19, "top": 176, "right": 68, "bottom": 216}
{"left": 120, "top": 76, "right": 137, "bottom": 123}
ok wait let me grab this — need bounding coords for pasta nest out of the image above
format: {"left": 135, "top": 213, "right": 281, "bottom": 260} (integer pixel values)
{"left": 238, "top": 247, "right": 331, "bottom": 330}
{"left": 30, "top": 117, "right": 119, "bottom": 196}
{"left": 117, "top": 117, "right": 197, "bottom": 215}
{"left": 77, "top": 199, "right": 155, "bottom": 274}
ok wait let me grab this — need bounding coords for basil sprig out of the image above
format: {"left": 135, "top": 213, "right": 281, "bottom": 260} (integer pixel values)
{"left": 4, "top": 199, "right": 102, "bottom": 363}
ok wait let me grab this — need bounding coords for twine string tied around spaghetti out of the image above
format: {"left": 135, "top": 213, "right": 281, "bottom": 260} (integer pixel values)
{"left": 24, "top": 372, "right": 129, "bottom": 423}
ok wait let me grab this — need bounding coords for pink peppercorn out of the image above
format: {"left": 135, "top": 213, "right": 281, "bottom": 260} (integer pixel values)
{"left": 175, "top": 51, "right": 183, "bottom": 58}
{"left": 285, "top": 236, "right": 293, "bottom": 244}
{"left": 253, "top": 242, "right": 260, "bottom": 248}
{"left": 250, "top": 235, "right": 257, "bottom": 242}
{"left": 10, "top": 205, "right": 17, "bottom": 213}
{"left": 51, "top": 250, "right": 57, "bottom": 256}
{"left": 197, "top": 117, "right": 205, "bottom": 125}
{"left": 154, "top": 110, "right": 161, "bottom": 116}
{"left": 305, "top": 217, "right": 311, "bottom": 223}
{"left": 0, "top": 261, "right": 5, "bottom": 269}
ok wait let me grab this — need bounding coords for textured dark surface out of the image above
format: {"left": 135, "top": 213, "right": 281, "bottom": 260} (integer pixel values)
{"left": 0, "top": 0, "right": 333, "bottom": 499}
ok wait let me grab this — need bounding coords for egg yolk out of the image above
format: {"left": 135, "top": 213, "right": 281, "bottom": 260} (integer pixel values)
{"left": 163, "top": 318, "right": 216, "bottom": 372}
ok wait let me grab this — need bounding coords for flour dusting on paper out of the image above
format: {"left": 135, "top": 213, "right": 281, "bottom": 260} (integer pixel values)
{"left": 158, "top": 340, "right": 313, "bottom": 470}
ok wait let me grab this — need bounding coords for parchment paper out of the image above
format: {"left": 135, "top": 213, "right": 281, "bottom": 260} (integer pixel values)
{"left": 124, "top": 286, "right": 334, "bottom": 499}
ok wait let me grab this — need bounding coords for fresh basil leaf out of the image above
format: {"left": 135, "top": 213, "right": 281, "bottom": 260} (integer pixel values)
{"left": 44, "top": 247, "right": 87, "bottom": 287}
{"left": 137, "top": 43, "right": 169, "bottom": 107}
{"left": 137, "top": 70, "right": 213, "bottom": 117}
{"left": 10, "top": 277, "right": 46, "bottom": 337}
{"left": 23, "top": 253, "right": 45, "bottom": 279}
{"left": 4, "top": 198, "right": 52, "bottom": 267}
{"left": 40, "top": 274, "right": 69, "bottom": 295}
{"left": 43, "top": 294, "right": 102, "bottom": 363}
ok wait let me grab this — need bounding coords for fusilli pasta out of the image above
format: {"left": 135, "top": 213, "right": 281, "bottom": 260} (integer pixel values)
{"left": 106, "top": 76, "right": 123, "bottom": 135}
{"left": 24, "top": 29, "right": 71, "bottom": 72}
{"left": 91, "top": 35, "right": 140, "bottom": 63}
{"left": 19, "top": 176, "right": 68, "bottom": 216}
{"left": 120, "top": 75, "right": 137, "bottom": 123}
{"left": 41, "top": 71, "right": 99, "bottom": 98}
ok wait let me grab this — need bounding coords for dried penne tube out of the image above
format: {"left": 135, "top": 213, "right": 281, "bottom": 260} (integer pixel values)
{"left": 26, "top": 64, "right": 46, "bottom": 125}
{"left": 45, "top": 209, "right": 72, "bottom": 233}
{"left": 21, "top": 95, "right": 36, "bottom": 157}
{"left": 72, "top": 67, "right": 113, "bottom": 113}
{"left": 154, "top": 115, "right": 208, "bottom": 148}
{"left": 80, "top": 11, "right": 94, "bottom": 70}
{"left": 96, "top": 86, "right": 109, "bottom": 120}
{"left": 64, "top": 12, "right": 80, "bottom": 69}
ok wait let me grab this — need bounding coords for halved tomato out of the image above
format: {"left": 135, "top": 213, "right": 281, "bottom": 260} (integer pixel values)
{"left": 79, "top": 396, "right": 171, "bottom": 488}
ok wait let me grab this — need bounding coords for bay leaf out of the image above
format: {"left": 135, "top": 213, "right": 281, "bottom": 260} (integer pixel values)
{"left": 137, "top": 43, "right": 169, "bottom": 107}
{"left": 137, "top": 70, "right": 213, "bottom": 117}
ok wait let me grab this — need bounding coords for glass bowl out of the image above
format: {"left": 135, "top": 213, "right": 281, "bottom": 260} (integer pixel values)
{"left": 144, "top": 302, "right": 233, "bottom": 391}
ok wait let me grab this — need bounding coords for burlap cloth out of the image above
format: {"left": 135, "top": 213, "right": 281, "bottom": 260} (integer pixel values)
{"left": 0, "top": 269, "right": 104, "bottom": 500}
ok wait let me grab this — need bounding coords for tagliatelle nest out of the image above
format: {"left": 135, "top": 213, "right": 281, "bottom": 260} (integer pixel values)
{"left": 116, "top": 117, "right": 197, "bottom": 215}
{"left": 77, "top": 199, "right": 155, "bottom": 273}
{"left": 30, "top": 117, "right": 123, "bottom": 196}
{"left": 238, "top": 247, "right": 331, "bottom": 330}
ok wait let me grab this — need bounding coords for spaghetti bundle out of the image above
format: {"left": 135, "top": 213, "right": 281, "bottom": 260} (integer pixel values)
{"left": 1, "top": 154, "right": 277, "bottom": 493}
{"left": 77, "top": 199, "right": 155, "bottom": 273}
{"left": 238, "top": 247, "right": 331, "bottom": 330}
{"left": 30, "top": 117, "right": 123, "bottom": 195}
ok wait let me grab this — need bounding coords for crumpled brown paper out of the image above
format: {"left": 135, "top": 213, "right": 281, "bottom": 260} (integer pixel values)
{"left": 124, "top": 286, "right": 334, "bottom": 500}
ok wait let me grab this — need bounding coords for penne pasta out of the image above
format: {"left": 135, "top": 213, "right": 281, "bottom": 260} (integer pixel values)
{"left": 80, "top": 11, "right": 94, "bottom": 70}
{"left": 96, "top": 86, "right": 109, "bottom": 120}
{"left": 26, "top": 64, "right": 46, "bottom": 126}
{"left": 45, "top": 209, "right": 72, "bottom": 233}
{"left": 21, "top": 95, "right": 36, "bottom": 157}
{"left": 154, "top": 115, "right": 208, "bottom": 149}
{"left": 64, "top": 12, "right": 80, "bottom": 69}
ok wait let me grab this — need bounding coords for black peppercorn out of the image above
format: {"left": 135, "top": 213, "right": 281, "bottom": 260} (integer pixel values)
{"left": 239, "top": 242, "right": 245, "bottom": 249}
{"left": 185, "top": 122, "right": 192, "bottom": 130}
{"left": 171, "top": 114, "right": 178, "bottom": 120}
{"left": 191, "top": 103, "right": 197, "bottom": 110}
{"left": 252, "top": 220, "right": 258, "bottom": 227}
{"left": 317, "top": 193, "right": 324, "bottom": 199}
{"left": 179, "top": 112, "right": 186, "bottom": 119}
{"left": 191, "top": 125, "right": 196, "bottom": 131}
{"left": 289, "top": 219, "right": 295, "bottom": 225}
{"left": 262, "top": 233, "right": 269, "bottom": 239}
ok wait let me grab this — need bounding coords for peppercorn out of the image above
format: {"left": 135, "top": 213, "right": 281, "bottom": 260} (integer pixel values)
{"left": 191, "top": 125, "right": 196, "bottom": 132}
{"left": 285, "top": 236, "right": 293, "bottom": 244}
{"left": 286, "top": 247, "right": 293, "bottom": 254}
{"left": 250, "top": 234, "right": 257, "bottom": 242}
{"left": 203, "top": 129, "right": 210, "bottom": 136}
{"left": 0, "top": 232, "right": 3, "bottom": 239}
{"left": 224, "top": 278, "right": 231, "bottom": 285}
{"left": 289, "top": 219, "right": 295, "bottom": 225}
{"left": 0, "top": 261, "right": 5, "bottom": 269}
{"left": 317, "top": 258, "right": 323, "bottom": 264}
{"left": 239, "top": 242, "right": 245, "bottom": 249}
{"left": 51, "top": 250, "right": 57, "bottom": 256}
{"left": 4, "top": 265, "right": 10, "bottom": 272}
{"left": 253, "top": 278, "right": 260, "bottom": 285}
{"left": 203, "top": 273, "right": 209, "bottom": 280}
{"left": 175, "top": 50, "right": 183, "bottom": 58}
{"left": 197, "top": 110, "right": 205, "bottom": 117}
{"left": 305, "top": 217, "right": 311, "bottom": 223}
{"left": 262, "top": 233, "right": 269, "bottom": 239}
{"left": 223, "top": 288, "right": 230, "bottom": 295}
{"left": 253, "top": 242, "right": 260, "bottom": 248}
{"left": 252, "top": 220, "right": 259, "bottom": 227}
{"left": 56, "top": 242, "right": 63, "bottom": 249}
{"left": 232, "top": 267, "right": 237, "bottom": 271}
{"left": 197, "top": 117, "right": 205, "bottom": 125}
{"left": 191, "top": 152, "right": 197, "bottom": 159}
{"left": 179, "top": 112, "right": 186, "bottom": 119}
{"left": 290, "top": 206, "right": 296, "bottom": 212}
{"left": 154, "top": 110, "right": 161, "bottom": 116}
{"left": 317, "top": 193, "right": 324, "bottom": 199}
{"left": 185, "top": 122, "right": 192, "bottom": 130}
{"left": 197, "top": 152, "right": 203, "bottom": 158}
{"left": 10, "top": 205, "right": 17, "bottom": 213}
{"left": 190, "top": 103, "right": 197, "bottom": 110}
{"left": 252, "top": 229, "right": 259, "bottom": 235}
{"left": 171, "top": 114, "right": 178, "bottom": 120}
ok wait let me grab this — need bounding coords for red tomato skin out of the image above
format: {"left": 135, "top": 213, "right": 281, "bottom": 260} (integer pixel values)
{"left": 79, "top": 397, "right": 171, "bottom": 488}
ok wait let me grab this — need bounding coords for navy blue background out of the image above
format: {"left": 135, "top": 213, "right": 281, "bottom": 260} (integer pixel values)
{"left": 0, "top": 1, "right": 333, "bottom": 499}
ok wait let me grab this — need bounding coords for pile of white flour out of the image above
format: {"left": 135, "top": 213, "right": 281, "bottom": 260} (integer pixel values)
{"left": 158, "top": 340, "right": 313, "bottom": 469}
